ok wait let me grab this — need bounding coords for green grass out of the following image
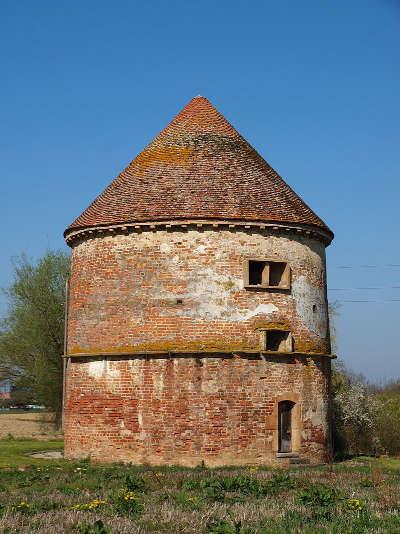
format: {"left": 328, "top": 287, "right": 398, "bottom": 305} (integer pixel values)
{"left": 371, "top": 456, "right": 400, "bottom": 471}
{"left": 0, "top": 439, "right": 399, "bottom": 533}
{"left": 0, "top": 436, "right": 64, "bottom": 468}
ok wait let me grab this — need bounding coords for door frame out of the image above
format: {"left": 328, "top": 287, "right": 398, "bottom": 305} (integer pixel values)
{"left": 278, "top": 400, "right": 295, "bottom": 452}
{"left": 269, "top": 393, "right": 301, "bottom": 454}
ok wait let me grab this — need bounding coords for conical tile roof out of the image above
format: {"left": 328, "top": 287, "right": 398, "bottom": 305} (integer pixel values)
{"left": 65, "top": 96, "right": 333, "bottom": 242}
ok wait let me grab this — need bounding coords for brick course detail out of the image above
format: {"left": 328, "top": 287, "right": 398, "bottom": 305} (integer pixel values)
{"left": 65, "top": 354, "right": 330, "bottom": 466}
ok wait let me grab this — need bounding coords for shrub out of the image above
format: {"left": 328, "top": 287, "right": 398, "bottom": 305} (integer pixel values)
{"left": 113, "top": 490, "right": 144, "bottom": 517}
{"left": 266, "top": 472, "right": 295, "bottom": 492}
{"left": 332, "top": 361, "right": 381, "bottom": 457}
{"left": 58, "top": 485, "right": 81, "bottom": 495}
{"left": 76, "top": 520, "right": 113, "bottom": 534}
{"left": 333, "top": 369, "right": 400, "bottom": 458}
{"left": 298, "top": 484, "right": 340, "bottom": 507}
{"left": 125, "top": 474, "right": 146, "bottom": 492}
{"left": 174, "top": 491, "right": 203, "bottom": 510}
{"left": 202, "top": 482, "right": 225, "bottom": 502}
{"left": 374, "top": 392, "right": 400, "bottom": 455}
{"left": 181, "top": 478, "right": 199, "bottom": 491}
{"left": 182, "top": 474, "right": 295, "bottom": 502}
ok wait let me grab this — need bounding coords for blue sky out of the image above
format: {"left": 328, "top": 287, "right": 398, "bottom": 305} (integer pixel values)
{"left": 1, "top": 0, "right": 399, "bottom": 380}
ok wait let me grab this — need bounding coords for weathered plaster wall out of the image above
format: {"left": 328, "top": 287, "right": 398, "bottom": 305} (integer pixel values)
{"left": 64, "top": 353, "right": 330, "bottom": 466}
{"left": 67, "top": 228, "right": 330, "bottom": 355}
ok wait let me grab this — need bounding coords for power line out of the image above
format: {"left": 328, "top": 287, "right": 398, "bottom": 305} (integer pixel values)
{"left": 334, "top": 299, "right": 400, "bottom": 303}
{"left": 335, "top": 265, "right": 400, "bottom": 269}
{"left": 329, "top": 286, "right": 400, "bottom": 291}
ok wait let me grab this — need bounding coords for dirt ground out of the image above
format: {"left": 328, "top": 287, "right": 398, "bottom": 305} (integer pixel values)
{"left": 0, "top": 412, "right": 61, "bottom": 439}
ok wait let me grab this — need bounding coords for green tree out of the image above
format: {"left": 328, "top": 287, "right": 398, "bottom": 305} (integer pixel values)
{"left": 0, "top": 251, "right": 70, "bottom": 425}
{"left": 9, "top": 382, "right": 36, "bottom": 407}
{"left": 332, "top": 361, "right": 381, "bottom": 457}
{"left": 374, "top": 380, "right": 400, "bottom": 456}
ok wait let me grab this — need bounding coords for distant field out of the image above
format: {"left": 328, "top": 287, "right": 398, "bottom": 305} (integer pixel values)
{"left": 0, "top": 412, "right": 61, "bottom": 440}
{"left": 0, "top": 438, "right": 399, "bottom": 533}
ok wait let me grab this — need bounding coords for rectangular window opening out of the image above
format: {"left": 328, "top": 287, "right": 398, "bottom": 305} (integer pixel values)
{"left": 246, "top": 260, "right": 290, "bottom": 289}
{"left": 264, "top": 330, "right": 293, "bottom": 352}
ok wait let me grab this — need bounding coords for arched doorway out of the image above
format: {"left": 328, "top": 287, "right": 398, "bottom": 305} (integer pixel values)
{"left": 278, "top": 400, "right": 295, "bottom": 453}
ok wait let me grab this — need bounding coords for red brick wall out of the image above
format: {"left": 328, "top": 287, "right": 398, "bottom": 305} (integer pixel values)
{"left": 67, "top": 229, "right": 330, "bottom": 355}
{"left": 64, "top": 353, "right": 330, "bottom": 466}
{"left": 64, "top": 227, "right": 332, "bottom": 465}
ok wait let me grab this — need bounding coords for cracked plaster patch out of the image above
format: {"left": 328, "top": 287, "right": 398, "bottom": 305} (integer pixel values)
{"left": 242, "top": 303, "right": 279, "bottom": 320}
{"left": 292, "top": 276, "right": 327, "bottom": 337}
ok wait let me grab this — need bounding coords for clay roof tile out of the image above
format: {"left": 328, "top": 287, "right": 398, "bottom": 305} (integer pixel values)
{"left": 65, "top": 96, "right": 333, "bottom": 242}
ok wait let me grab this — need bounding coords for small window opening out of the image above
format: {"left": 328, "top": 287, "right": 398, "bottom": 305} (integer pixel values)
{"left": 248, "top": 260, "right": 267, "bottom": 285}
{"left": 176, "top": 299, "right": 183, "bottom": 305}
{"left": 246, "top": 260, "right": 290, "bottom": 289}
{"left": 269, "top": 262, "right": 287, "bottom": 286}
{"left": 263, "top": 330, "right": 293, "bottom": 352}
{"left": 267, "top": 330, "right": 289, "bottom": 351}
{"left": 312, "top": 304, "right": 317, "bottom": 313}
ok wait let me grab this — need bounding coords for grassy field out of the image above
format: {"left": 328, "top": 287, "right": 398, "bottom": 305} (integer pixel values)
{"left": 0, "top": 436, "right": 64, "bottom": 468}
{"left": 0, "top": 412, "right": 62, "bottom": 440}
{"left": 0, "top": 438, "right": 400, "bottom": 533}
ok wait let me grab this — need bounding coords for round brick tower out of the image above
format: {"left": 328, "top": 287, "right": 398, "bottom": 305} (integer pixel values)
{"left": 63, "top": 96, "right": 334, "bottom": 466}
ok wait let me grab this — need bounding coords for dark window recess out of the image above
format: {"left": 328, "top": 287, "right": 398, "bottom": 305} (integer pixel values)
{"left": 269, "top": 262, "right": 287, "bottom": 286}
{"left": 248, "top": 260, "right": 266, "bottom": 285}
{"left": 247, "top": 260, "right": 290, "bottom": 288}
{"left": 265, "top": 330, "right": 292, "bottom": 352}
